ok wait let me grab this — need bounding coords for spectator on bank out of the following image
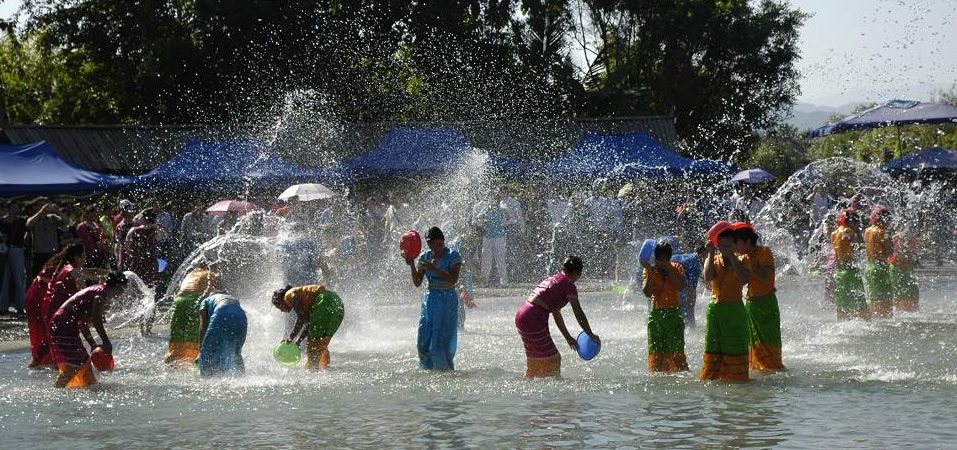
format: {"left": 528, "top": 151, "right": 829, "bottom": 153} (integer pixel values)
{"left": 1, "top": 202, "right": 28, "bottom": 315}
{"left": 27, "top": 201, "right": 64, "bottom": 278}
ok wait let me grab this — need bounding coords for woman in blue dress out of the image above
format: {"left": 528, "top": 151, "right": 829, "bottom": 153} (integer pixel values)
{"left": 405, "top": 227, "right": 462, "bottom": 371}
{"left": 197, "top": 293, "right": 247, "bottom": 377}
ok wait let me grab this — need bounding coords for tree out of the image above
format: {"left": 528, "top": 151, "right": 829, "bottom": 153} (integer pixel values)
{"left": 574, "top": 0, "right": 806, "bottom": 160}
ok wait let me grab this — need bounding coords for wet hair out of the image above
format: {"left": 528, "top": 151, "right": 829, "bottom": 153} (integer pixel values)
{"left": 717, "top": 229, "right": 736, "bottom": 241}
{"left": 105, "top": 270, "right": 128, "bottom": 286}
{"left": 46, "top": 243, "right": 85, "bottom": 270}
{"left": 425, "top": 227, "right": 445, "bottom": 242}
{"left": 654, "top": 242, "right": 674, "bottom": 260}
{"left": 271, "top": 285, "right": 292, "bottom": 309}
{"left": 562, "top": 255, "right": 584, "bottom": 275}
{"left": 735, "top": 228, "right": 760, "bottom": 245}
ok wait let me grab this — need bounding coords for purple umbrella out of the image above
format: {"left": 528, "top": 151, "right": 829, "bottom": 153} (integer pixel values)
{"left": 731, "top": 168, "right": 775, "bottom": 184}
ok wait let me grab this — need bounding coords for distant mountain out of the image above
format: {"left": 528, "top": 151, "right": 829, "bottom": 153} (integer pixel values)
{"left": 786, "top": 102, "right": 864, "bottom": 131}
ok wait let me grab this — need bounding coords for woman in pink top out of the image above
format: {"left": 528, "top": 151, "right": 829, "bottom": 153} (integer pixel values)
{"left": 515, "top": 255, "right": 600, "bottom": 378}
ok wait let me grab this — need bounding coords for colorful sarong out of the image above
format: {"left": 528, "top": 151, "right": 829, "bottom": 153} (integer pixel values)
{"left": 25, "top": 276, "right": 53, "bottom": 366}
{"left": 515, "top": 302, "right": 560, "bottom": 378}
{"left": 305, "top": 291, "right": 344, "bottom": 370}
{"left": 57, "top": 361, "right": 97, "bottom": 388}
{"left": 699, "top": 301, "right": 750, "bottom": 382}
{"left": 647, "top": 307, "right": 689, "bottom": 373}
{"left": 834, "top": 267, "right": 868, "bottom": 320}
{"left": 198, "top": 303, "right": 247, "bottom": 376}
{"left": 164, "top": 293, "right": 202, "bottom": 365}
{"left": 49, "top": 314, "right": 98, "bottom": 388}
{"left": 745, "top": 292, "right": 784, "bottom": 372}
{"left": 864, "top": 261, "right": 893, "bottom": 317}
{"left": 890, "top": 265, "right": 919, "bottom": 312}
{"left": 417, "top": 289, "right": 458, "bottom": 371}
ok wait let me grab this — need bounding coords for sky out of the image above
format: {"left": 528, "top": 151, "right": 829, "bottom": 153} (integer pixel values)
{"left": 0, "top": 0, "right": 953, "bottom": 108}
{"left": 792, "top": 0, "right": 956, "bottom": 107}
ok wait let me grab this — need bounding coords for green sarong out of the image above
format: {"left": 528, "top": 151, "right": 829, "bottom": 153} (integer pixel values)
{"left": 864, "top": 261, "right": 893, "bottom": 301}
{"left": 169, "top": 294, "right": 203, "bottom": 342}
{"left": 834, "top": 267, "right": 867, "bottom": 313}
{"left": 890, "top": 265, "right": 919, "bottom": 301}
{"left": 703, "top": 301, "right": 749, "bottom": 356}
{"left": 648, "top": 308, "right": 685, "bottom": 354}
{"left": 308, "top": 291, "right": 345, "bottom": 338}
{"left": 746, "top": 292, "right": 782, "bottom": 347}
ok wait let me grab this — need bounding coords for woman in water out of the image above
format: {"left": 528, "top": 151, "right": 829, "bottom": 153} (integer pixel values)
{"left": 515, "top": 255, "right": 600, "bottom": 378}
{"left": 197, "top": 292, "right": 247, "bottom": 377}
{"left": 863, "top": 207, "right": 894, "bottom": 318}
{"left": 700, "top": 227, "right": 751, "bottom": 382}
{"left": 49, "top": 270, "right": 128, "bottom": 388}
{"left": 889, "top": 228, "right": 920, "bottom": 312}
{"left": 271, "top": 284, "right": 345, "bottom": 370}
{"left": 24, "top": 245, "right": 83, "bottom": 368}
{"left": 405, "top": 227, "right": 462, "bottom": 371}
{"left": 123, "top": 208, "right": 160, "bottom": 335}
{"left": 832, "top": 211, "right": 868, "bottom": 321}
{"left": 734, "top": 223, "right": 785, "bottom": 372}
{"left": 641, "top": 242, "right": 688, "bottom": 373}
{"left": 164, "top": 262, "right": 219, "bottom": 366}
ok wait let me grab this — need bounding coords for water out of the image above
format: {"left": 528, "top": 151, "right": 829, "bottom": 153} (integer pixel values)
{"left": 2, "top": 275, "right": 955, "bottom": 448}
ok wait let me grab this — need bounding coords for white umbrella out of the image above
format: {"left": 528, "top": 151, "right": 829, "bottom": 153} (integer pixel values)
{"left": 278, "top": 183, "right": 336, "bottom": 201}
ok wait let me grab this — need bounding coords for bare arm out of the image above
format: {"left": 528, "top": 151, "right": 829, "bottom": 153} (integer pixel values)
{"left": 641, "top": 268, "right": 655, "bottom": 298}
{"left": 702, "top": 246, "right": 717, "bottom": 283}
{"left": 197, "top": 307, "right": 208, "bottom": 350}
{"left": 406, "top": 257, "right": 424, "bottom": 287}
{"left": 551, "top": 309, "right": 577, "bottom": 350}
{"left": 287, "top": 304, "right": 309, "bottom": 344}
{"left": 568, "top": 295, "right": 597, "bottom": 340}
{"left": 93, "top": 317, "right": 111, "bottom": 354}
{"left": 722, "top": 249, "right": 751, "bottom": 285}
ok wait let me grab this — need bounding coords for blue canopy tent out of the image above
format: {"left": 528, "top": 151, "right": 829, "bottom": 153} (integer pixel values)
{"left": 136, "top": 139, "right": 345, "bottom": 191}
{"left": 548, "top": 132, "right": 734, "bottom": 179}
{"left": 0, "top": 141, "right": 132, "bottom": 196}
{"left": 487, "top": 155, "right": 544, "bottom": 179}
{"left": 343, "top": 127, "right": 472, "bottom": 178}
{"left": 881, "top": 147, "right": 957, "bottom": 174}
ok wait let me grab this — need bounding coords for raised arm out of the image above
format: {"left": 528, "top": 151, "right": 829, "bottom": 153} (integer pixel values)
{"left": 702, "top": 245, "right": 717, "bottom": 283}
{"left": 406, "top": 257, "right": 424, "bottom": 287}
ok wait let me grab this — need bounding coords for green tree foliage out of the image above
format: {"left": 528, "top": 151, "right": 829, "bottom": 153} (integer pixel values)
{"left": 0, "top": 0, "right": 806, "bottom": 164}
{"left": 575, "top": 0, "right": 806, "bottom": 160}
{"left": 747, "top": 124, "right": 810, "bottom": 180}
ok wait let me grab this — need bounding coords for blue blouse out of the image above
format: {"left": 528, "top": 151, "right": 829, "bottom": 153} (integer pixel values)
{"left": 418, "top": 248, "right": 463, "bottom": 291}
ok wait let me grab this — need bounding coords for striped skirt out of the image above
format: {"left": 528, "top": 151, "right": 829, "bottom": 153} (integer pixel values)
{"left": 515, "top": 302, "right": 560, "bottom": 378}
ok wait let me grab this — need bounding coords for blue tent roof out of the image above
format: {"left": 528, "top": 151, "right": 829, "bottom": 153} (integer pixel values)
{"left": 881, "top": 147, "right": 957, "bottom": 172}
{"left": 136, "top": 139, "right": 344, "bottom": 190}
{"left": 0, "top": 141, "right": 131, "bottom": 196}
{"left": 343, "top": 127, "right": 472, "bottom": 178}
{"left": 810, "top": 100, "right": 957, "bottom": 137}
{"left": 548, "top": 132, "right": 733, "bottom": 178}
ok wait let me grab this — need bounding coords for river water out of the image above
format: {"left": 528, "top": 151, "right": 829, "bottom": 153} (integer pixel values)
{"left": 1, "top": 276, "right": 956, "bottom": 449}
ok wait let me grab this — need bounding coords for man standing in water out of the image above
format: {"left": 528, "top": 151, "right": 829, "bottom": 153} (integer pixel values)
{"left": 832, "top": 211, "right": 868, "bottom": 321}
{"left": 863, "top": 207, "right": 894, "bottom": 318}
